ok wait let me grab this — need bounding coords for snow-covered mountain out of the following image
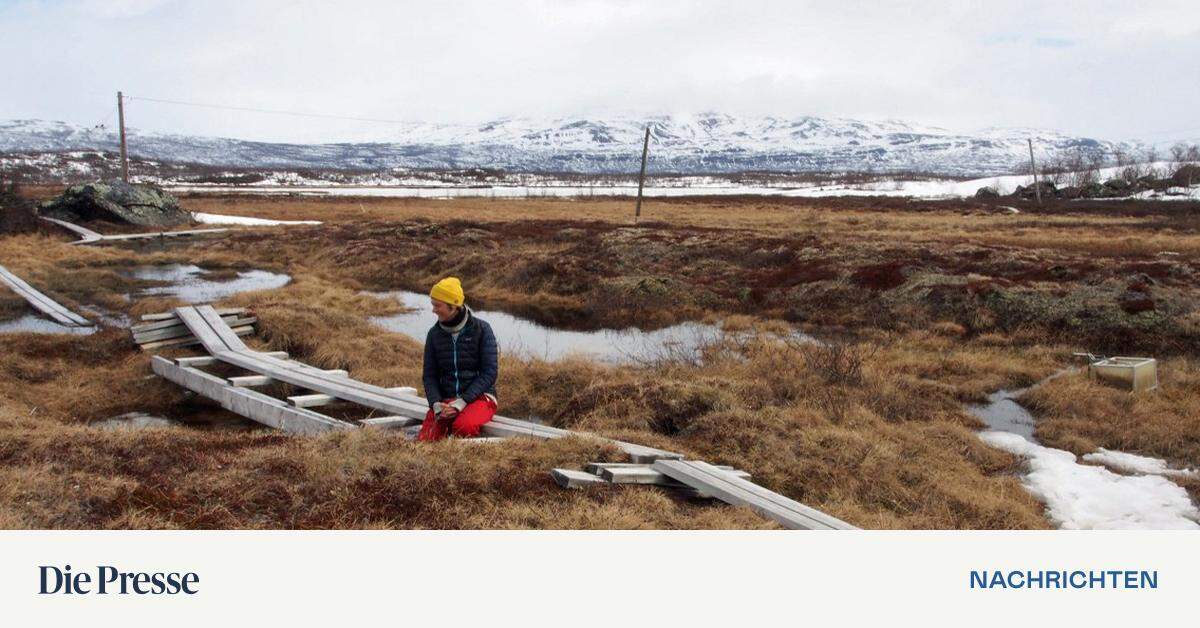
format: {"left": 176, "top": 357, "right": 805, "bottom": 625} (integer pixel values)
{"left": 0, "top": 114, "right": 1134, "bottom": 176}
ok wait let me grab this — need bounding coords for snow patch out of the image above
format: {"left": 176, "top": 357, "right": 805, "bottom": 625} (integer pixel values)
{"left": 979, "top": 430, "right": 1200, "bottom": 530}
{"left": 191, "top": 212, "right": 321, "bottom": 226}
{"left": 1082, "top": 448, "right": 1198, "bottom": 479}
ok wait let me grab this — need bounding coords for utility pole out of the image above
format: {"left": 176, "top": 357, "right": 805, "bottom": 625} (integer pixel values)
{"left": 634, "top": 125, "right": 650, "bottom": 221}
{"left": 1027, "top": 138, "right": 1041, "bottom": 206}
{"left": 117, "top": 91, "right": 129, "bottom": 183}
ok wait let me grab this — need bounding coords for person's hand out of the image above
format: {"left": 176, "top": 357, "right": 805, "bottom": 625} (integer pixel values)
{"left": 437, "top": 401, "right": 460, "bottom": 425}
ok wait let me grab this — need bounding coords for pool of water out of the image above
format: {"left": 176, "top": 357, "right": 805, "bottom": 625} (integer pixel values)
{"left": 128, "top": 264, "right": 291, "bottom": 303}
{"left": 367, "top": 290, "right": 802, "bottom": 364}
{"left": 967, "top": 389, "right": 1037, "bottom": 440}
{"left": 0, "top": 314, "right": 97, "bottom": 335}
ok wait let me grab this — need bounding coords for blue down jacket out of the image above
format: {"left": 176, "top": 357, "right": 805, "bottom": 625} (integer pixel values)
{"left": 422, "top": 311, "right": 499, "bottom": 408}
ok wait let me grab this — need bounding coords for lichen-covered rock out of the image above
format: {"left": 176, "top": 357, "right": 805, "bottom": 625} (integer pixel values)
{"left": 37, "top": 180, "right": 190, "bottom": 227}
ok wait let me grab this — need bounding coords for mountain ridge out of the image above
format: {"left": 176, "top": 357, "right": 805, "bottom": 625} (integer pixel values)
{"left": 0, "top": 114, "right": 1136, "bottom": 177}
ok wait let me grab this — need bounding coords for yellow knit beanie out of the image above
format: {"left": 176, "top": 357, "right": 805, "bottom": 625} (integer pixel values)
{"left": 430, "top": 276, "right": 465, "bottom": 307}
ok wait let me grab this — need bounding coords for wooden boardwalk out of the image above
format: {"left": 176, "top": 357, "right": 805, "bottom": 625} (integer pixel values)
{"left": 0, "top": 264, "right": 92, "bottom": 327}
{"left": 154, "top": 304, "right": 856, "bottom": 529}
{"left": 41, "top": 216, "right": 228, "bottom": 246}
{"left": 162, "top": 305, "right": 681, "bottom": 463}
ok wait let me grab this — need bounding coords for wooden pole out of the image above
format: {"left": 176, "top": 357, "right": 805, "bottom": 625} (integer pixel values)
{"left": 1027, "top": 138, "right": 1041, "bottom": 206}
{"left": 634, "top": 126, "right": 650, "bottom": 221}
{"left": 117, "top": 91, "right": 129, "bottom": 183}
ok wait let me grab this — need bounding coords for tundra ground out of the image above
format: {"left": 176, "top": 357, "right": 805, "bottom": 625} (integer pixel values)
{"left": 1, "top": 189, "right": 1196, "bottom": 528}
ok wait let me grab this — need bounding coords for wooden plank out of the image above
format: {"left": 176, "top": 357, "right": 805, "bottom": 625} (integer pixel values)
{"left": 584, "top": 462, "right": 737, "bottom": 475}
{"left": 288, "top": 393, "right": 337, "bottom": 408}
{"left": 150, "top": 356, "right": 354, "bottom": 435}
{"left": 95, "top": 228, "right": 229, "bottom": 242}
{"left": 0, "top": 265, "right": 92, "bottom": 327}
{"left": 131, "top": 310, "right": 247, "bottom": 333}
{"left": 137, "top": 325, "right": 253, "bottom": 351}
{"left": 599, "top": 465, "right": 750, "bottom": 485}
{"left": 360, "top": 415, "right": 423, "bottom": 429}
{"left": 224, "top": 388, "right": 354, "bottom": 435}
{"left": 229, "top": 375, "right": 273, "bottom": 387}
{"left": 653, "top": 460, "right": 857, "bottom": 530}
{"left": 551, "top": 469, "right": 610, "bottom": 489}
{"left": 174, "top": 306, "right": 234, "bottom": 353}
{"left": 134, "top": 317, "right": 256, "bottom": 343}
{"left": 190, "top": 311, "right": 684, "bottom": 463}
{"left": 41, "top": 217, "right": 229, "bottom": 245}
{"left": 141, "top": 307, "right": 244, "bottom": 322}
{"left": 175, "top": 356, "right": 220, "bottom": 367}
{"left": 195, "top": 305, "right": 250, "bottom": 352}
{"left": 40, "top": 216, "right": 102, "bottom": 243}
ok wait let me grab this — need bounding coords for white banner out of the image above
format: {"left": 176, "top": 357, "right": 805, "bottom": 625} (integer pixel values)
{"left": 1, "top": 531, "right": 1196, "bottom": 626}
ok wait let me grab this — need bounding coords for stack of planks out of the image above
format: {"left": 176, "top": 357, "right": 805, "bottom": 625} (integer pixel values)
{"left": 552, "top": 460, "right": 857, "bottom": 530}
{"left": 552, "top": 462, "right": 751, "bottom": 500}
{"left": 132, "top": 307, "right": 257, "bottom": 351}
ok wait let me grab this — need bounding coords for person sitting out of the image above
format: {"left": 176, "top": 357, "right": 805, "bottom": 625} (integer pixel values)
{"left": 418, "top": 276, "right": 499, "bottom": 440}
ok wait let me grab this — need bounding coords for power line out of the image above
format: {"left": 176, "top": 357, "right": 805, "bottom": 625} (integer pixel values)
{"left": 127, "top": 95, "right": 414, "bottom": 126}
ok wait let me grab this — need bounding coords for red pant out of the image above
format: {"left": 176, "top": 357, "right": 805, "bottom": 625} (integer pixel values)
{"left": 418, "top": 397, "right": 497, "bottom": 441}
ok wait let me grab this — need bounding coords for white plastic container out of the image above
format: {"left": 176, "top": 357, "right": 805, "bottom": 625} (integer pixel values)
{"left": 1089, "top": 357, "right": 1158, "bottom": 392}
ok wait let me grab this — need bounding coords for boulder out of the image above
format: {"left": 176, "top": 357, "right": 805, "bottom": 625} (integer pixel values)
{"left": 974, "top": 186, "right": 1000, "bottom": 199}
{"left": 1013, "top": 180, "right": 1057, "bottom": 199}
{"left": 37, "top": 180, "right": 190, "bottom": 227}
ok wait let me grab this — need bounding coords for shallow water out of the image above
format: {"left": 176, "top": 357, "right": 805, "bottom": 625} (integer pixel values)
{"left": 368, "top": 290, "right": 806, "bottom": 364}
{"left": 129, "top": 264, "right": 290, "bottom": 303}
{"left": 967, "top": 389, "right": 1037, "bottom": 440}
{"left": 0, "top": 314, "right": 97, "bottom": 335}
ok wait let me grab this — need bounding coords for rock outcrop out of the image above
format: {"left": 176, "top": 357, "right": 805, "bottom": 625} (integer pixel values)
{"left": 38, "top": 180, "right": 189, "bottom": 227}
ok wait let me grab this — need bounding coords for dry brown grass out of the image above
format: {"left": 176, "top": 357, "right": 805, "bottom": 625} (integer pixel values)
{"left": 3, "top": 188, "right": 1196, "bottom": 529}
{"left": 1024, "top": 359, "right": 1200, "bottom": 469}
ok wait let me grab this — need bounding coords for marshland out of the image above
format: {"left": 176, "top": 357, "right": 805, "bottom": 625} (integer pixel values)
{"left": 1, "top": 185, "right": 1197, "bottom": 529}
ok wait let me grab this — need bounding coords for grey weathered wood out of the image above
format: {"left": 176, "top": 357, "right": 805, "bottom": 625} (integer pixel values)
{"left": 600, "top": 465, "right": 750, "bottom": 485}
{"left": 40, "top": 217, "right": 101, "bottom": 243}
{"left": 195, "top": 304, "right": 250, "bottom": 352}
{"left": 131, "top": 310, "right": 248, "bottom": 333}
{"left": 653, "top": 460, "right": 857, "bottom": 530}
{"left": 137, "top": 325, "right": 253, "bottom": 351}
{"left": 551, "top": 469, "right": 610, "bottom": 489}
{"left": 173, "top": 306, "right": 234, "bottom": 352}
{"left": 288, "top": 392, "right": 337, "bottom": 406}
{"left": 288, "top": 393, "right": 337, "bottom": 408}
{"left": 169, "top": 305, "right": 685, "bottom": 462}
{"left": 175, "top": 356, "right": 220, "bottom": 367}
{"left": 360, "top": 415, "right": 423, "bottom": 429}
{"left": 0, "top": 264, "right": 92, "bottom": 327}
{"left": 150, "top": 356, "right": 354, "bottom": 435}
{"left": 228, "top": 374, "right": 273, "bottom": 387}
{"left": 140, "top": 307, "right": 245, "bottom": 323}
{"left": 41, "top": 216, "right": 229, "bottom": 245}
{"left": 585, "top": 462, "right": 737, "bottom": 476}
{"left": 134, "top": 317, "right": 256, "bottom": 343}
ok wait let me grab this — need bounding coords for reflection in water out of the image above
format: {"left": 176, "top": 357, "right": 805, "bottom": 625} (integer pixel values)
{"left": 0, "top": 314, "right": 97, "bottom": 335}
{"left": 129, "top": 264, "right": 290, "bottom": 303}
{"left": 967, "top": 389, "right": 1037, "bottom": 440}
{"left": 367, "top": 290, "right": 809, "bottom": 364}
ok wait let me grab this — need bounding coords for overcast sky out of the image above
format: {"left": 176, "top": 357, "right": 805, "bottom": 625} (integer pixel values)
{"left": 2, "top": 0, "right": 1198, "bottom": 144}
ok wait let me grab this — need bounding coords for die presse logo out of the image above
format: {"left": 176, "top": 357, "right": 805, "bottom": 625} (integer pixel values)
{"left": 38, "top": 564, "right": 199, "bottom": 595}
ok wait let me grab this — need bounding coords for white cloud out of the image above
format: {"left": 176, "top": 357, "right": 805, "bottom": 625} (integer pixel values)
{"left": 1, "top": 0, "right": 1197, "bottom": 143}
